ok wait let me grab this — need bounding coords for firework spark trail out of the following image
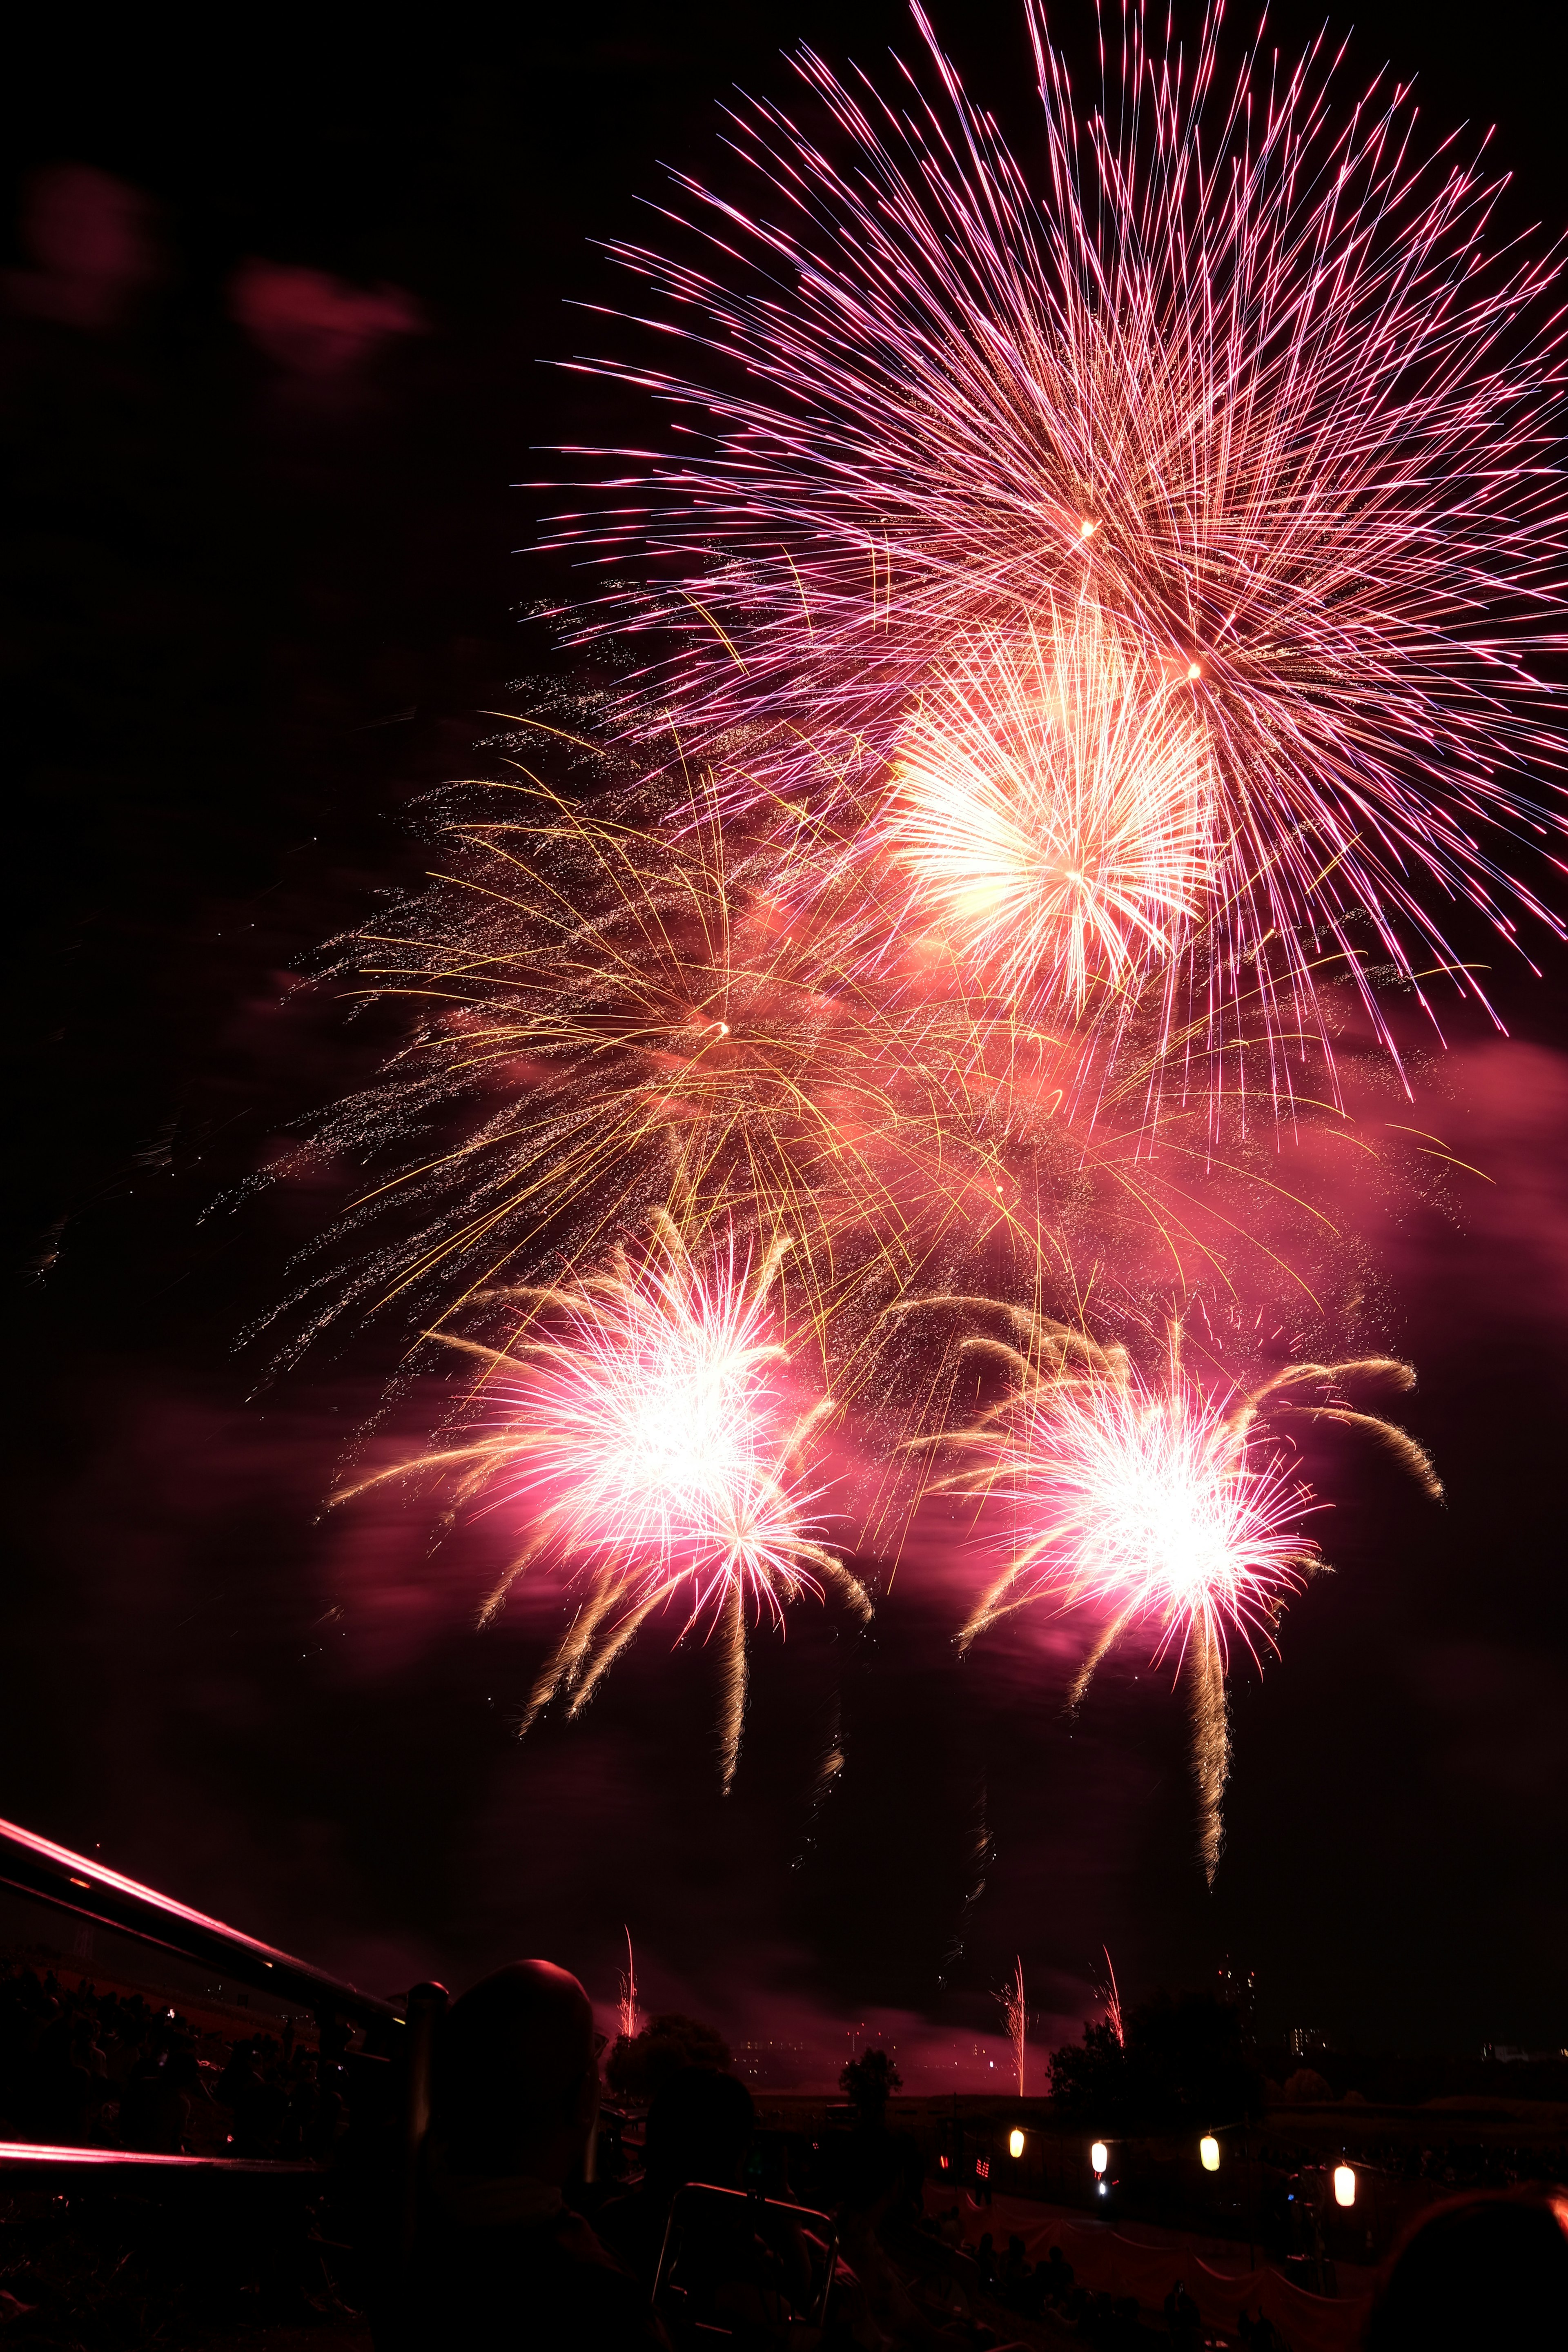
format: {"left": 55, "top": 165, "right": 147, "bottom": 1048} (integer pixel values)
{"left": 545, "top": 0, "right": 1568, "bottom": 1087}
{"left": 923, "top": 1307, "right": 1439, "bottom": 1875}
{"left": 999, "top": 1956, "right": 1027, "bottom": 2096}
{"left": 333, "top": 1214, "right": 871, "bottom": 1791}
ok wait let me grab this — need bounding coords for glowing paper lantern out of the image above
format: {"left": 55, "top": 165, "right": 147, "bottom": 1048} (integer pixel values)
{"left": 1009, "top": 2128, "right": 1025, "bottom": 2159}
{"left": 1200, "top": 2135, "right": 1221, "bottom": 2172}
{"left": 1334, "top": 2163, "right": 1356, "bottom": 2207}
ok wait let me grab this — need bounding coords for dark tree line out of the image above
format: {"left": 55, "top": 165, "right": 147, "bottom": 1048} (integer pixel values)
{"left": 1048, "top": 1989, "right": 1262, "bottom": 2132}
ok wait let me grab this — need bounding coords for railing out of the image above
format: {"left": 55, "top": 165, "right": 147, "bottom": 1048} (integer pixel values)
{"left": 0, "top": 1813, "right": 402, "bottom": 2181}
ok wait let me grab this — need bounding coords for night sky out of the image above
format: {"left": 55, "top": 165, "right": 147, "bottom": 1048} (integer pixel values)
{"left": 4, "top": 1, "right": 1565, "bottom": 2079}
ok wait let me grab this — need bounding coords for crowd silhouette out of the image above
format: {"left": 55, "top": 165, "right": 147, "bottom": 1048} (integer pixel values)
{"left": 2, "top": 1949, "right": 1566, "bottom": 2347}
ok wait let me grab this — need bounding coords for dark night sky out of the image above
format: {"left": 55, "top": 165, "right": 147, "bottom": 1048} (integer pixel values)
{"left": 2, "top": 1, "right": 1565, "bottom": 2078}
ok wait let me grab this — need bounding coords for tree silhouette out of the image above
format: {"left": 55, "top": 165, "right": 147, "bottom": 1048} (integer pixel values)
{"left": 840, "top": 2046, "right": 903, "bottom": 2126}
{"left": 606, "top": 2011, "right": 731, "bottom": 2103}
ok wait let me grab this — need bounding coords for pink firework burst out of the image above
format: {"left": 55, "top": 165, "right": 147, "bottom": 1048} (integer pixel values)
{"left": 336, "top": 1216, "right": 871, "bottom": 1790}
{"left": 547, "top": 0, "right": 1568, "bottom": 1082}
{"left": 883, "top": 602, "right": 1214, "bottom": 1025}
{"left": 967, "top": 1350, "right": 1319, "bottom": 1673}
{"left": 929, "top": 1306, "right": 1440, "bottom": 1875}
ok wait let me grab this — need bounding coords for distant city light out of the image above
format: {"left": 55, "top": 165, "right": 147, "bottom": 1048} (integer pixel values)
{"left": 1009, "top": 2127, "right": 1025, "bottom": 2158}
{"left": 1200, "top": 2135, "right": 1221, "bottom": 2172}
{"left": 1334, "top": 2163, "right": 1356, "bottom": 2207}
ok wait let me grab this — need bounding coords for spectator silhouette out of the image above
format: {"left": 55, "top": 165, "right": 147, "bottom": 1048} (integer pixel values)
{"left": 1040, "top": 2243, "right": 1074, "bottom": 2306}
{"left": 1363, "top": 2191, "right": 1568, "bottom": 2348}
{"left": 218, "top": 2036, "right": 287, "bottom": 2158}
{"left": 120, "top": 2048, "right": 192, "bottom": 2154}
{"left": 1163, "top": 2275, "right": 1202, "bottom": 2348}
{"left": 597, "top": 2064, "right": 755, "bottom": 2287}
{"left": 836, "top": 2130, "right": 962, "bottom": 2352}
{"left": 407, "top": 1958, "right": 663, "bottom": 2350}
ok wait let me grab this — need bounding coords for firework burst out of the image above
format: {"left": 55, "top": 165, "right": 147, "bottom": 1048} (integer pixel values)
{"left": 927, "top": 1305, "right": 1439, "bottom": 1875}
{"left": 883, "top": 602, "right": 1213, "bottom": 1027}
{"left": 548, "top": 0, "right": 1568, "bottom": 1082}
{"left": 335, "top": 1215, "right": 871, "bottom": 1791}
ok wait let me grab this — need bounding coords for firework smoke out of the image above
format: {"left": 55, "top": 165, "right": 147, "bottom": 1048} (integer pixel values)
{"left": 263, "top": 769, "right": 1362, "bottom": 1385}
